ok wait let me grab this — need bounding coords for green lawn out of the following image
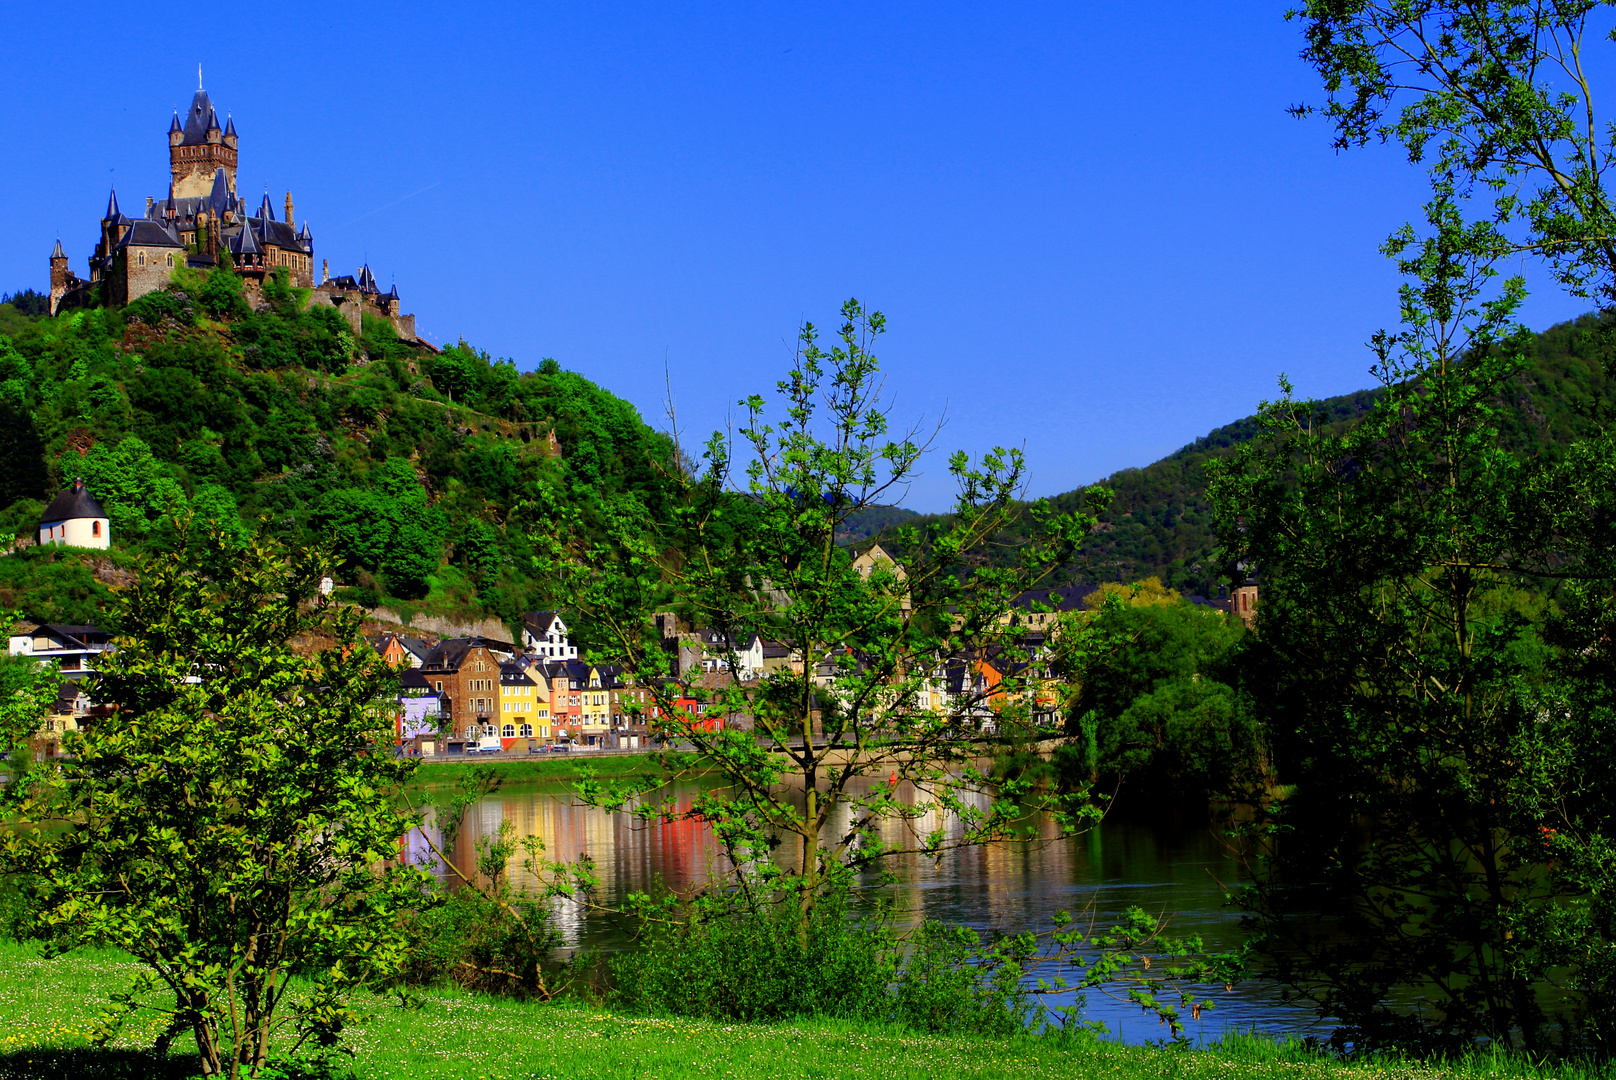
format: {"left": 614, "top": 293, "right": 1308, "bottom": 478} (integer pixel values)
{"left": 405, "top": 752, "right": 695, "bottom": 788}
{"left": 0, "top": 943, "right": 1606, "bottom": 1080}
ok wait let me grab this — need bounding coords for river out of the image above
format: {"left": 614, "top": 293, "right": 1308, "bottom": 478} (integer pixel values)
{"left": 404, "top": 775, "right": 1321, "bottom": 1044}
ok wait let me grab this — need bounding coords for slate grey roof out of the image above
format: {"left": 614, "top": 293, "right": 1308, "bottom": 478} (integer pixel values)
{"left": 38, "top": 482, "right": 107, "bottom": 525}
{"left": 243, "top": 216, "right": 306, "bottom": 253}
{"left": 169, "top": 112, "right": 182, "bottom": 135}
{"left": 231, "top": 220, "right": 261, "bottom": 255}
{"left": 105, "top": 187, "right": 120, "bottom": 220}
{"left": 209, "top": 170, "right": 232, "bottom": 217}
{"left": 398, "top": 668, "right": 434, "bottom": 693}
{"left": 1009, "top": 586, "right": 1094, "bottom": 612}
{"left": 223, "top": 115, "right": 237, "bottom": 139}
{"left": 117, "top": 219, "right": 184, "bottom": 250}
{"left": 180, "top": 89, "right": 219, "bottom": 145}
{"left": 51, "top": 239, "right": 66, "bottom": 259}
{"left": 257, "top": 192, "right": 276, "bottom": 222}
{"left": 357, "top": 264, "right": 379, "bottom": 293}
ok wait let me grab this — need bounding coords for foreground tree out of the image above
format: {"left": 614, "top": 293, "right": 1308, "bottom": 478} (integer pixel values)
{"left": 0, "top": 614, "right": 61, "bottom": 804}
{"left": 1210, "top": 194, "right": 1616, "bottom": 1051}
{"left": 533, "top": 300, "right": 1113, "bottom": 930}
{"left": 1290, "top": 0, "right": 1616, "bottom": 307}
{"left": 0, "top": 529, "right": 425, "bottom": 1078}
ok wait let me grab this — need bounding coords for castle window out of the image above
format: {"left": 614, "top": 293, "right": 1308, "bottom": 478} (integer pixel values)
{"left": 92, "top": 521, "right": 101, "bottom": 537}
{"left": 166, "top": 254, "right": 174, "bottom": 267}
{"left": 138, "top": 251, "right": 146, "bottom": 266}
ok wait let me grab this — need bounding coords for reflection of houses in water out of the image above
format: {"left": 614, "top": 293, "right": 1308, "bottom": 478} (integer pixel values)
{"left": 416, "top": 784, "right": 728, "bottom": 946}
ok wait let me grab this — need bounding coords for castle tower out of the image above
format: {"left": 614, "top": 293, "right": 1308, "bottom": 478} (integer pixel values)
{"left": 284, "top": 191, "right": 294, "bottom": 228}
{"left": 170, "top": 88, "right": 237, "bottom": 199}
{"left": 49, "top": 240, "right": 70, "bottom": 315}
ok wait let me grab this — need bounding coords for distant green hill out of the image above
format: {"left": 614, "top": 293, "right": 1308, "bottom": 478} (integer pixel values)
{"left": 0, "top": 268, "right": 675, "bottom": 632}
{"left": 874, "top": 314, "right": 1612, "bottom": 598}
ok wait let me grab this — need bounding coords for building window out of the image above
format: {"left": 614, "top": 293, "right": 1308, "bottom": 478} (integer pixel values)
{"left": 92, "top": 521, "right": 101, "bottom": 537}
{"left": 502, "top": 724, "right": 515, "bottom": 738}
{"left": 138, "top": 251, "right": 146, "bottom": 266}
{"left": 166, "top": 254, "right": 174, "bottom": 267}
{"left": 520, "top": 723, "right": 532, "bottom": 737}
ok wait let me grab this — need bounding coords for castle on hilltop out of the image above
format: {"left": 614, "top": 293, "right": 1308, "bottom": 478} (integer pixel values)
{"left": 50, "top": 83, "right": 423, "bottom": 344}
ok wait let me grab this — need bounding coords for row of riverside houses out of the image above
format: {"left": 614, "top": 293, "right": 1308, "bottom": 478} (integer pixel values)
{"left": 372, "top": 611, "right": 655, "bottom": 756}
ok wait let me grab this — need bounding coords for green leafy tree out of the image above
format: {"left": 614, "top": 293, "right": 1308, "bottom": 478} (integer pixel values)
{"left": 313, "top": 459, "right": 446, "bottom": 598}
{"left": 1210, "top": 192, "right": 1616, "bottom": 1050}
{"left": 1289, "top": 1, "right": 1616, "bottom": 310}
{"left": 537, "top": 300, "right": 1113, "bottom": 934}
{"left": 0, "top": 613, "right": 61, "bottom": 808}
{"left": 77, "top": 435, "right": 187, "bottom": 537}
{"left": 0, "top": 531, "right": 426, "bottom": 1077}
{"left": 1070, "top": 595, "right": 1254, "bottom": 793}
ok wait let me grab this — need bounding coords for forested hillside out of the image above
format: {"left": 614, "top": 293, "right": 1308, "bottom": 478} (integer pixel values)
{"left": 4, "top": 271, "right": 1609, "bottom": 630}
{"left": 0, "top": 268, "right": 674, "bottom": 631}
{"left": 876, "top": 313, "right": 1613, "bottom": 597}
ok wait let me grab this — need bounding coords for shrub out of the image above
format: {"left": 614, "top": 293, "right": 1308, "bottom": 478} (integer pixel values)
{"left": 607, "top": 891, "right": 1037, "bottom": 1035}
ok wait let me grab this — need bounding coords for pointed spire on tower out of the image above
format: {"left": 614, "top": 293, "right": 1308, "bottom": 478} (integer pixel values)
{"left": 223, "top": 114, "right": 237, "bottom": 138}
{"left": 51, "top": 239, "right": 67, "bottom": 260}
{"left": 258, "top": 191, "right": 276, "bottom": 222}
{"left": 169, "top": 112, "right": 182, "bottom": 135}
{"left": 105, "top": 187, "right": 120, "bottom": 221}
{"left": 233, "top": 219, "right": 262, "bottom": 256}
{"left": 298, "top": 219, "right": 313, "bottom": 245}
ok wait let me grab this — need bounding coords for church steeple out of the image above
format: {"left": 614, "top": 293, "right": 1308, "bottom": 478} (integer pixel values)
{"left": 104, "top": 186, "right": 121, "bottom": 221}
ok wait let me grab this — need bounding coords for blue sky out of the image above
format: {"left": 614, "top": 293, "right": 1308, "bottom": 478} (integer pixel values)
{"left": 0, "top": 2, "right": 1589, "bottom": 510}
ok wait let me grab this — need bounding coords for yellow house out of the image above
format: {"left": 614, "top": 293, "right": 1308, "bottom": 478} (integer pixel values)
{"left": 498, "top": 659, "right": 550, "bottom": 745}
{"left": 850, "top": 542, "right": 910, "bottom": 612}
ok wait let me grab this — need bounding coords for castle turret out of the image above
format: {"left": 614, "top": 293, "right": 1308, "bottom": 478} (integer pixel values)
{"left": 284, "top": 191, "right": 294, "bottom": 228}
{"left": 49, "top": 239, "right": 70, "bottom": 315}
{"left": 171, "top": 88, "right": 237, "bottom": 199}
{"left": 223, "top": 115, "right": 237, "bottom": 150}
{"left": 168, "top": 112, "right": 183, "bottom": 148}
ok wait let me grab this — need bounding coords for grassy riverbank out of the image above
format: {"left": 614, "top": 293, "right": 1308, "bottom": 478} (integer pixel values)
{"left": 403, "top": 751, "right": 686, "bottom": 788}
{"left": 0, "top": 943, "right": 1607, "bottom": 1080}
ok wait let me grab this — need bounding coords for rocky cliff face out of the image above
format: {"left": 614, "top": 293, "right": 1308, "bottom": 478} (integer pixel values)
{"left": 368, "top": 606, "right": 514, "bottom": 644}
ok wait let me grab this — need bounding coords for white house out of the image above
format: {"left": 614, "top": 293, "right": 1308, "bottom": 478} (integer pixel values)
{"left": 522, "top": 611, "right": 578, "bottom": 660}
{"left": 37, "top": 478, "right": 109, "bottom": 549}
{"left": 8, "top": 622, "right": 113, "bottom": 673}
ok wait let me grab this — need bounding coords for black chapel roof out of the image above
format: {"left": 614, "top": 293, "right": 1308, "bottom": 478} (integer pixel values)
{"left": 38, "top": 483, "right": 107, "bottom": 526}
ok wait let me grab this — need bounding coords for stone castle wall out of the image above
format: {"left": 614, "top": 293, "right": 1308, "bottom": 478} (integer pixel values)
{"left": 307, "top": 284, "right": 417, "bottom": 341}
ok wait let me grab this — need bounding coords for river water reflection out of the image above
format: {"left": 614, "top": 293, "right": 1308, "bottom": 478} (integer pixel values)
{"left": 407, "top": 777, "right": 1320, "bottom": 1044}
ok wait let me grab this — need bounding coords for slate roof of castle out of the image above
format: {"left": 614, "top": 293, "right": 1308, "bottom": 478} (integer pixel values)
{"left": 38, "top": 484, "right": 107, "bottom": 525}
{"left": 117, "top": 220, "right": 184, "bottom": 250}
{"left": 180, "top": 89, "right": 220, "bottom": 145}
{"left": 51, "top": 239, "right": 66, "bottom": 259}
{"left": 248, "top": 216, "right": 306, "bottom": 253}
{"left": 230, "top": 219, "right": 261, "bottom": 255}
